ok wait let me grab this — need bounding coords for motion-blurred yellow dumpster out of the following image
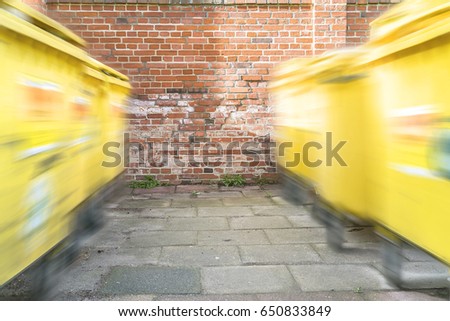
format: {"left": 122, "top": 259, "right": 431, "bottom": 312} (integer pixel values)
{"left": 366, "top": 0, "right": 450, "bottom": 279}
{"left": 313, "top": 49, "right": 374, "bottom": 249}
{"left": 102, "top": 63, "right": 131, "bottom": 184}
{"left": 0, "top": 0, "right": 88, "bottom": 286}
{"left": 271, "top": 57, "right": 328, "bottom": 205}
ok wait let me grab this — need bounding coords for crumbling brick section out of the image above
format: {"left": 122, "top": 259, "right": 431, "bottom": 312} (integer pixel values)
{"left": 35, "top": 0, "right": 398, "bottom": 184}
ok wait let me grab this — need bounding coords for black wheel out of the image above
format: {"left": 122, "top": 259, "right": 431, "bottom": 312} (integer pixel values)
{"left": 310, "top": 196, "right": 327, "bottom": 224}
{"left": 31, "top": 253, "right": 60, "bottom": 300}
{"left": 381, "top": 237, "right": 403, "bottom": 287}
{"left": 30, "top": 235, "right": 80, "bottom": 300}
{"left": 325, "top": 213, "right": 345, "bottom": 251}
{"left": 279, "top": 174, "right": 311, "bottom": 206}
{"left": 64, "top": 232, "right": 82, "bottom": 265}
{"left": 77, "top": 197, "right": 105, "bottom": 235}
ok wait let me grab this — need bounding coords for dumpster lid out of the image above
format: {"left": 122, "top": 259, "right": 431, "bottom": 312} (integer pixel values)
{"left": 102, "top": 63, "right": 130, "bottom": 83}
{"left": 313, "top": 48, "right": 368, "bottom": 83}
{"left": 271, "top": 48, "right": 368, "bottom": 92}
{"left": 270, "top": 58, "right": 316, "bottom": 92}
{"left": 84, "top": 58, "right": 107, "bottom": 82}
{"left": 0, "top": 0, "right": 85, "bottom": 49}
{"left": 86, "top": 57, "right": 131, "bottom": 89}
{"left": 370, "top": 0, "right": 450, "bottom": 42}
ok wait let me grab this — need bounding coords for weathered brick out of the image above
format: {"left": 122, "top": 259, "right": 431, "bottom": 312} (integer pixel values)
{"left": 39, "top": 0, "right": 394, "bottom": 183}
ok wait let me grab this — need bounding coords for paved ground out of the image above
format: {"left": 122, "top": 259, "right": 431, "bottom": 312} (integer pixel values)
{"left": 1, "top": 184, "right": 449, "bottom": 300}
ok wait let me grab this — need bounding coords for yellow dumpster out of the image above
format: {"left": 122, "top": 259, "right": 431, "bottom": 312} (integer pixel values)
{"left": 0, "top": 0, "right": 88, "bottom": 288}
{"left": 366, "top": 0, "right": 450, "bottom": 278}
{"left": 311, "top": 49, "right": 375, "bottom": 249}
{"left": 271, "top": 57, "right": 327, "bottom": 205}
{"left": 79, "top": 58, "right": 109, "bottom": 198}
{"left": 101, "top": 63, "right": 131, "bottom": 184}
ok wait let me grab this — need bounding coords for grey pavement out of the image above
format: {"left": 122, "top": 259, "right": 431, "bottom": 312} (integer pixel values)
{"left": 1, "top": 184, "right": 448, "bottom": 300}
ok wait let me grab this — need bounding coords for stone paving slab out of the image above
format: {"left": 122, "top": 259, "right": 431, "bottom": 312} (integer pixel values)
{"left": 261, "top": 185, "right": 283, "bottom": 191}
{"left": 133, "top": 186, "right": 176, "bottom": 194}
{"left": 4, "top": 184, "right": 448, "bottom": 301}
{"left": 195, "top": 191, "right": 243, "bottom": 199}
{"left": 362, "top": 290, "right": 447, "bottom": 301}
{"left": 155, "top": 294, "right": 259, "bottom": 301}
{"left": 255, "top": 290, "right": 445, "bottom": 301}
{"left": 312, "top": 243, "right": 380, "bottom": 264}
{"left": 107, "top": 218, "right": 168, "bottom": 233}
{"left": 101, "top": 294, "right": 157, "bottom": 301}
{"left": 288, "top": 264, "right": 395, "bottom": 292}
{"left": 197, "top": 206, "right": 253, "bottom": 217}
{"left": 270, "top": 196, "right": 296, "bottom": 206}
{"left": 79, "top": 247, "right": 161, "bottom": 269}
{"left": 255, "top": 291, "right": 365, "bottom": 301}
{"left": 54, "top": 265, "right": 108, "bottom": 293}
{"left": 241, "top": 190, "right": 270, "bottom": 198}
{"left": 171, "top": 199, "right": 224, "bottom": 208}
{"left": 85, "top": 225, "right": 129, "bottom": 248}
{"left": 287, "top": 215, "right": 327, "bottom": 228}
{"left": 202, "top": 266, "right": 298, "bottom": 294}
{"left": 222, "top": 197, "right": 274, "bottom": 207}
{"left": 154, "top": 291, "right": 443, "bottom": 301}
{"left": 198, "top": 230, "right": 270, "bottom": 246}
{"left": 100, "top": 266, "right": 201, "bottom": 295}
{"left": 265, "top": 228, "right": 327, "bottom": 244}
{"left": 142, "top": 193, "right": 192, "bottom": 200}
{"left": 220, "top": 186, "right": 261, "bottom": 191}
{"left": 176, "top": 185, "right": 219, "bottom": 193}
{"left": 124, "top": 231, "right": 197, "bottom": 247}
{"left": 140, "top": 207, "right": 197, "bottom": 218}
{"left": 261, "top": 189, "right": 283, "bottom": 197}
{"left": 106, "top": 208, "right": 145, "bottom": 217}
{"left": 239, "top": 244, "right": 322, "bottom": 265}
{"left": 119, "top": 199, "right": 172, "bottom": 208}
{"left": 166, "top": 217, "right": 229, "bottom": 231}
{"left": 252, "top": 206, "right": 308, "bottom": 216}
{"left": 127, "top": 195, "right": 153, "bottom": 200}
{"left": 229, "top": 216, "right": 292, "bottom": 230}
{"left": 160, "top": 246, "right": 241, "bottom": 266}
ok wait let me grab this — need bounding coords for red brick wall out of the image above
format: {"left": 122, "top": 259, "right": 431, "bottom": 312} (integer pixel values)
{"left": 28, "top": 0, "right": 399, "bottom": 184}
{"left": 313, "top": 0, "right": 347, "bottom": 53}
{"left": 346, "top": 0, "right": 400, "bottom": 46}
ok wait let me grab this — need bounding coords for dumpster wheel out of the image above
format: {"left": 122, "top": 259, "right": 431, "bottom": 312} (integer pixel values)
{"left": 325, "top": 212, "right": 345, "bottom": 251}
{"left": 380, "top": 235, "right": 404, "bottom": 288}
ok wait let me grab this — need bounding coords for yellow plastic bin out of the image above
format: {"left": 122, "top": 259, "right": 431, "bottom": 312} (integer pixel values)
{"left": 366, "top": 0, "right": 450, "bottom": 280}
{"left": 271, "top": 57, "right": 328, "bottom": 205}
{"left": 101, "top": 64, "right": 131, "bottom": 184}
{"left": 311, "top": 49, "right": 375, "bottom": 249}
{"left": 75, "top": 59, "right": 109, "bottom": 202}
{"left": 0, "top": 0, "right": 89, "bottom": 288}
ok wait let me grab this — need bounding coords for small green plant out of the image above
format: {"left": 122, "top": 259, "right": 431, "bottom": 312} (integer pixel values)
{"left": 191, "top": 191, "right": 201, "bottom": 198}
{"left": 128, "top": 176, "right": 161, "bottom": 189}
{"left": 255, "top": 175, "right": 271, "bottom": 186}
{"left": 255, "top": 174, "right": 279, "bottom": 186}
{"left": 353, "top": 287, "right": 363, "bottom": 294}
{"left": 221, "top": 174, "right": 246, "bottom": 187}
